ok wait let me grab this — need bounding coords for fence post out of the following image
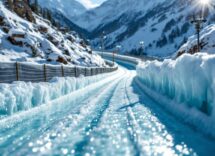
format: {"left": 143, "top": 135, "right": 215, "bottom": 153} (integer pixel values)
{"left": 61, "top": 65, "right": 64, "bottom": 77}
{"left": 70, "top": 67, "right": 73, "bottom": 77}
{"left": 15, "top": 62, "right": 19, "bottom": 81}
{"left": 74, "top": 66, "right": 77, "bottom": 77}
{"left": 85, "top": 68, "right": 87, "bottom": 76}
{"left": 44, "top": 64, "right": 47, "bottom": 82}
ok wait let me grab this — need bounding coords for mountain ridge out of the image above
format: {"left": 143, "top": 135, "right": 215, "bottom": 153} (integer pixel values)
{"left": 37, "top": 0, "right": 87, "bottom": 18}
{"left": 71, "top": 0, "right": 215, "bottom": 57}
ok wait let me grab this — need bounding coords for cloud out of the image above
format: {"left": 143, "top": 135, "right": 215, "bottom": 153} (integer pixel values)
{"left": 77, "top": 0, "right": 99, "bottom": 9}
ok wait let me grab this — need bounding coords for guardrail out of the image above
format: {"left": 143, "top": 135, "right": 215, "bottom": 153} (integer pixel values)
{"left": 94, "top": 50, "right": 163, "bottom": 62}
{"left": 95, "top": 51, "right": 140, "bottom": 67}
{"left": 0, "top": 61, "right": 118, "bottom": 83}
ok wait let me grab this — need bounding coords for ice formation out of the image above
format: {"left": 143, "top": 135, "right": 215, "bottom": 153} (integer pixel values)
{"left": 0, "top": 70, "right": 119, "bottom": 116}
{"left": 137, "top": 53, "right": 215, "bottom": 116}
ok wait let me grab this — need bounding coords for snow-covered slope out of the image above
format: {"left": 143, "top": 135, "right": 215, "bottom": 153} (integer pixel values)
{"left": 72, "top": 0, "right": 215, "bottom": 57}
{"left": 37, "top": 0, "right": 87, "bottom": 18}
{"left": 0, "top": 2, "right": 105, "bottom": 67}
{"left": 177, "top": 24, "right": 215, "bottom": 57}
{"left": 74, "top": 0, "right": 167, "bottom": 31}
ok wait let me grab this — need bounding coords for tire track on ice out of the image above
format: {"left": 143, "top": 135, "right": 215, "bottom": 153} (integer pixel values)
{"left": 0, "top": 70, "right": 125, "bottom": 156}
{"left": 72, "top": 78, "right": 123, "bottom": 156}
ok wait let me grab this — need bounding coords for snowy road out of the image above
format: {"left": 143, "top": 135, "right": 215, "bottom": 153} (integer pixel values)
{"left": 0, "top": 62, "right": 215, "bottom": 156}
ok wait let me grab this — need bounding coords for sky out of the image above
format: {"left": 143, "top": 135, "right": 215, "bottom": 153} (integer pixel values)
{"left": 77, "top": 0, "right": 107, "bottom": 9}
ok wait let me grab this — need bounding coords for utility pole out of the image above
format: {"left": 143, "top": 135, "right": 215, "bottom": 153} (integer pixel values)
{"left": 190, "top": 0, "right": 210, "bottom": 53}
{"left": 191, "top": 16, "right": 206, "bottom": 52}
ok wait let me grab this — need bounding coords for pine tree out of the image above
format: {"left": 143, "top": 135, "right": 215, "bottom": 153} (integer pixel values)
{"left": 26, "top": 0, "right": 31, "bottom": 5}
{"left": 47, "top": 10, "right": 52, "bottom": 22}
{"left": 35, "top": 0, "right": 39, "bottom": 13}
{"left": 31, "top": 0, "right": 39, "bottom": 14}
{"left": 52, "top": 20, "right": 57, "bottom": 27}
{"left": 42, "top": 9, "right": 47, "bottom": 18}
{"left": 156, "top": 34, "right": 167, "bottom": 48}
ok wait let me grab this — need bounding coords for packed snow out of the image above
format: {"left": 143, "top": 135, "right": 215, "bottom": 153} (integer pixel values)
{"left": 0, "top": 2, "right": 105, "bottom": 67}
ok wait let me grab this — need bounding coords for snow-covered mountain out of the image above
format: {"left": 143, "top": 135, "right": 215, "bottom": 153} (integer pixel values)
{"left": 37, "top": 0, "right": 87, "bottom": 18}
{"left": 72, "top": 0, "right": 215, "bottom": 57}
{"left": 0, "top": 1, "right": 105, "bottom": 67}
{"left": 34, "top": 0, "right": 89, "bottom": 38}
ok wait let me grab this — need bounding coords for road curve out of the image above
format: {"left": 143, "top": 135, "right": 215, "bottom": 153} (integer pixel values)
{"left": 0, "top": 63, "right": 215, "bottom": 156}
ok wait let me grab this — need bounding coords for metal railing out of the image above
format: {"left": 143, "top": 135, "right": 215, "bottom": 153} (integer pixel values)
{"left": 95, "top": 51, "right": 140, "bottom": 66}
{"left": 0, "top": 61, "right": 118, "bottom": 83}
{"left": 94, "top": 50, "right": 164, "bottom": 62}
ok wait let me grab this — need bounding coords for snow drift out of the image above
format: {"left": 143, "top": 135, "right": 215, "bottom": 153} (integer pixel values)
{"left": 0, "top": 70, "right": 119, "bottom": 117}
{"left": 137, "top": 53, "right": 215, "bottom": 116}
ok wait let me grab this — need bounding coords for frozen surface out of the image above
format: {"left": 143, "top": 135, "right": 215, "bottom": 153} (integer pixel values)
{"left": 137, "top": 53, "right": 215, "bottom": 137}
{"left": 0, "top": 62, "right": 215, "bottom": 156}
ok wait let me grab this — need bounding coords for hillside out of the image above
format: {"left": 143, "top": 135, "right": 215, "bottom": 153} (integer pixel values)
{"left": 71, "top": 0, "right": 215, "bottom": 57}
{"left": 0, "top": 1, "right": 105, "bottom": 67}
{"left": 177, "top": 24, "right": 215, "bottom": 57}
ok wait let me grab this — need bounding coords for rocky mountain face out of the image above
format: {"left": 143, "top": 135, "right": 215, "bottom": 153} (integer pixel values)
{"left": 71, "top": 0, "right": 215, "bottom": 57}
{"left": 4, "top": 0, "right": 35, "bottom": 22}
{"left": 0, "top": 0, "right": 105, "bottom": 67}
{"left": 29, "top": 0, "right": 89, "bottom": 39}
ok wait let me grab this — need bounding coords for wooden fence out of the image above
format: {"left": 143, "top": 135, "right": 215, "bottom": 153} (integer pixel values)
{"left": 0, "top": 61, "right": 118, "bottom": 83}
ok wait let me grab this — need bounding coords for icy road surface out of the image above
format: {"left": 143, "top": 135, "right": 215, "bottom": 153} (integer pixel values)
{"left": 0, "top": 63, "right": 215, "bottom": 156}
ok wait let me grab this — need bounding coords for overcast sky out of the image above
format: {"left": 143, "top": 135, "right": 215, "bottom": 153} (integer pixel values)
{"left": 77, "top": 0, "right": 107, "bottom": 9}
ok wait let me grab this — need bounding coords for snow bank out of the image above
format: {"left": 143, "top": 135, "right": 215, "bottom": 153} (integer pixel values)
{"left": 0, "top": 70, "right": 119, "bottom": 117}
{"left": 137, "top": 53, "right": 215, "bottom": 136}
{"left": 137, "top": 53, "right": 215, "bottom": 117}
